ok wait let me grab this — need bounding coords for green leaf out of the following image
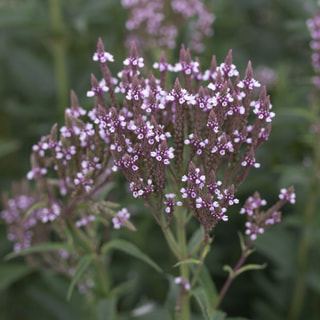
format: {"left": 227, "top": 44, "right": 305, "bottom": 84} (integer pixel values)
{"left": 101, "top": 239, "right": 162, "bottom": 274}
{"left": 191, "top": 264, "right": 218, "bottom": 312}
{"left": 212, "top": 310, "right": 228, "bottom": 320}
{"left": 25, "top": 270, "right": 85, "bottom": 320}
{"left": 173, "top": 258, "right": 200, "bottom": 268}
{"left": 24, "top": 202, "right": 46, "bottom": 218}
{"left": 234, "top": 263, "right": 267, "bottom": 277}
{"left": 131, "top": 304, "right": 170, "bottom": 319}
{"left": 97, "top": 297, "right": 116, "bottom": 320}
{"left": 0, "top": 263, "right": 34, "bottom": 291}
{"left": 193, "top": 287, "right": 225, "bottom": 320}
{"left": 192, "top": 287, "right": 211, "bottom": 320}
{"left": 187, "top": 226, "right": 204, "bottom": 254}
{"left": 164, "top": 275, "right": 180, "bottom": 316}
{"left": 238, "top": 232, "right": 246, "bottom": 252}
{"left": 191, "top": 265, "right": 218, "bottom": 316}
{"left": 109, "top": 280, "right": 135, "bottom": 297}
{"left": 67, "top": 253, "right": 95, "bottom": 300}
{"left": 5, "top": 242, "right": 75, "bottom": 261}
{"left": 202, "top": 244, "right": 211, "bottom": 260}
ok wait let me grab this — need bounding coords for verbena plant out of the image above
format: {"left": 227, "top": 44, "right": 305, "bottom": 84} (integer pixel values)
{"left": 1, "top": 39, "right": 295, "bottom": 319}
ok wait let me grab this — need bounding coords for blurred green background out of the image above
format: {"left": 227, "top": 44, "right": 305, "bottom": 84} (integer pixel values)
{"left": 0, "top": 0, "right": 319, "bottom": 319}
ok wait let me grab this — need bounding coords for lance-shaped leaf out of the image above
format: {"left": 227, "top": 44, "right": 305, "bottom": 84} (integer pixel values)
{"left": 0, "top": 264, "right": 34, "bottom": 291}
{"left": 67, "top": 253, "right": 95, "bottom": 300}
{"left": 24, "top": 201, "right": 46, "bottom": 218}
{"left": 173, "top": 258, "right": 200, "bottom": 268}
{"left": 97, "top": 297, "right": 117, "bottom": 320}
{"left": 192, "top": 287, "right": 216, "bottom": 320}
{"left": 164, "top": 275, "right": 180, "bottom": 317}
{"left": 5, "top": 242, "right": 75, "bottom": 261}
{"left": 101, "top": 239, "right": 162, "bottom": 273}
{"left": 234, "top": 263, "right": 267, "bottom": 277}
{"left": 191, "top": 264, "right": 218, "bottom": 316}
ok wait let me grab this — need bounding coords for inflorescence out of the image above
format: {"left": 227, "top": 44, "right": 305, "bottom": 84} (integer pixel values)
{"left": 2, "top": 38, "right": 294, "bottom": 255}
{"left": 85, "top": 39, "right": 283, "bottom": 236}
{"left": 307, "top": 9, "right": 320, "bottom": 89}
{"left": 121, "top": 0, "right": 215, "bottom": 52}
{"left": 240, "top": 187, "right": 295, "bottom": 240}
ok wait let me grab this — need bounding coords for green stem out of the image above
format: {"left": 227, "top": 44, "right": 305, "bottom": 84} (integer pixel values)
{"left": 288, "top": 92, "right": 320, "bottom": 320}
{"left": 163, "top": 228, "right": 181, "bottom": 259}
{"left": 49, "top": 0, "right": 68, "bottom": 119}
{"left": 69, "top": 222, "right": 96, "bottom": 253}
{"left": 94, "top": 255, "right": 110, "bottom": 297}
{"left": 175, "top": 206, "right": 190, "bottom": 320}
{"left": 190, "top": 240, "right": 209, "bottom": 289}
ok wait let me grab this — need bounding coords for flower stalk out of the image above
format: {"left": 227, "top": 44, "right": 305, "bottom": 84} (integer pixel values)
{"left": 49, "top": 0, "right": 69, "bottom": 118}
{"left": 215, "top": 238, "right": 253, "bottom": 309}
{"left": 175, "top": 206, "right": 190, "bottom": 320}
{"left": 288, "top": 13, "right": 320, "bottom": 320}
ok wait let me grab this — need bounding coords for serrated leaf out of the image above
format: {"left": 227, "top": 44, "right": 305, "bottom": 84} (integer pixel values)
{"left": 234, "top": 263, "right": 267, "bottom": 277}
{"left": 173, "top": 258, "right": 200, "bottom": 268}
{"left": 193, "top": 288, "right": 225, "bottom": 320}
{"left": 191, "top": 264, "right": 218, "bottom": 312}
{"left": 101, "top": 239, "right": 162, "bottom": 273}
{"left": 192, "top": 287, "right": 211, "bottom": 320}
{"left": 67, "top": 253, "right": 95, "bottom": 300}
{"left": 0, "top": 263, "right": 34, "bottom": 291}
{"left": 5, "top": 242, "right": 75, "bottom": 261}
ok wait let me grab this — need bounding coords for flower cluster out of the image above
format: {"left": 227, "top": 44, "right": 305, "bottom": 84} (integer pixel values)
{"left": 112, "top": 208, "right": 131, "bottom": 229}
{"left": 1, "top": 90, "right": 132, "bottom": 256}
{"left": 2, "top": 38, "right": 289, "bottom": 258}
{"left": 85, "top": 39, "right": 276, "bottom": 235}
{"left": 307, "top": 9, "right": 320, "bottom": 88}
{"left": 1, "top": 181, "right": 41, "bottom": 252}
{"left": 121, "top": 0, "right": 215, "bottom": 52}
{"left": 240, "top": 187, "right": 295, "bottom": 240}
